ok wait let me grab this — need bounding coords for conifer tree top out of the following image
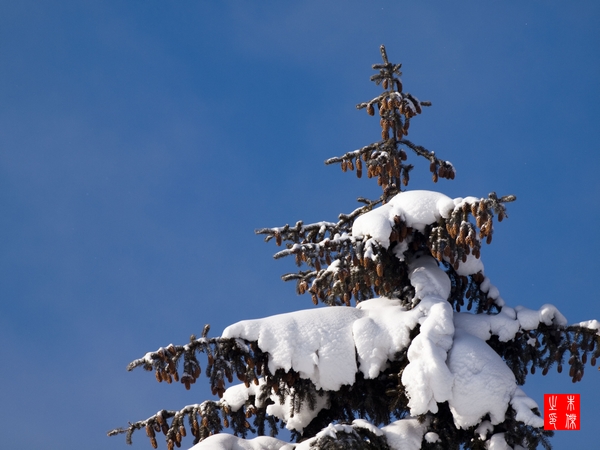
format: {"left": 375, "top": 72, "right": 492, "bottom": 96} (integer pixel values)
{"left": 108, "top": 45, "right": 600, "bottom": 450}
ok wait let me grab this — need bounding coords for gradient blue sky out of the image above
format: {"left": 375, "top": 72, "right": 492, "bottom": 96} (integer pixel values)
{"left": 1, "top": 2, "right": 599, "bottom": 449}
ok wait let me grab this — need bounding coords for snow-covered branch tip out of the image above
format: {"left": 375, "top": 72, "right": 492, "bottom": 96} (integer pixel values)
{"left": 255, "top": 198, "right": 382, "bottom": 250}
{"left": 429, "top": 192, "right": 516, "bottom": 267}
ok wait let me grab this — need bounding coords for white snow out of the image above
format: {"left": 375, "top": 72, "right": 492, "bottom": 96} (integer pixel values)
{"left": 353, "top": 297, "right": 421, "bottom": 379}
{"left": 189, "top": 434, "right": 289, "bottom": 450}
{"left": 447, "top": 330, "right": 516, "bottom": 428}
{"left": 516, "top": 304, "right": 567, "bottom": 328}
{"left": 222, "top": 380, "right": 329, "bottom": 431}
{"left": 475, "top": 420, "right": 493, "bottom": 440}
{"left": 424, "top": 432, "right": 440, "bottom": 443}
{"left": 223, "top": 306, "right": 363, "bottom": 391}
{"left": 280, "top": 418, "right": 391, "bottom": 449}
{"left": 454, "top": 309, "right": 520, "bottom": 342}
{"left": 400, "top": 255, "right": 454, "bottom": 414}
{"left": 351, "top": 190, "right": 491, "bottom": 276}
{"left": 408, "top": 253, "right": 451, "bottom": 302}
{"left": 266, "top": 388, "right": 329, "bottom": 431}
{"left": 222, "top": 379, "right": 266, "bottom": 411}
{"left": 222, "top": 245, "right": 545, "bottom": 440}
{"left": 480, "top": 276, "right": 502, "bottom": 302}
{"left": 453, "top": 196, "right": 480, "bottom": 208}
{"left": 352, "top": 418, "right": 384, "bottom": 436}
{"left": 381, "top": 417, "right": 429, "bottom": 450}
{"left": 325, "top": 259, "right": 341, "bottom": 273}
{"left": 352, "top": 190, "right": 455, "bottom": 247}
{"left": 453, "top": 252, "right": 484, "bottom": 276}
{"left": 392, "top": 239, "right": 409, "bottom": 261}
{"left": 401, "top": 299, "right": 454, "bottom": 414}
{"left": 486, "top": 433, "right": 511, "bottom": 450}
{"left": 454, "top": 302, "right": 567, "bottom": 343}
{"left": 223, "top": 296, "right": 427, "bottom": 391}
{"left": 511, "top": 387, "right": 543, "bottom": 428}
{"left": 578, "top": 319, "right": 600, "bottom": 334}
{"left": 538, "top": 304, "right": 568, "bottom": 326}
{"left": 224, "top": 267, "right": 452, "bottom": 394}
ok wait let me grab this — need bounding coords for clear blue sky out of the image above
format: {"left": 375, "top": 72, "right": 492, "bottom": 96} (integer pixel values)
{"left": 1, "top": 2, "right": 599, "bottom": 448}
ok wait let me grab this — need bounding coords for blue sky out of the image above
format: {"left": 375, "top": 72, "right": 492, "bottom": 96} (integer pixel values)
{"left": 1, "top": 1, "right": 599, "bottom": 448}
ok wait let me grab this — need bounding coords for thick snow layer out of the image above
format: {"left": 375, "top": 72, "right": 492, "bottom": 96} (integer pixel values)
{"left": 223, "top": 296, "right": 429, "bottom": 390}
{"left": 454, "top": 309, "right": 519, "bottom": 342}
{"left": 223, "top": 307, "right": 363, "bottom": 391}
{"left": 455, "top": 303, "right": 567, "bottom": 343}
{"left": 352, "top": 190, "right": 498, "bottom": 278}
{"left": 402, "top": 299, "right": 454, "bottom": 414}
{"left": 408, "top": 254, "right": 451, "bottom": 302}
{"left": 189, "top": 434, "right": 289, "bottom": 450}
{"left": 381, "top": 417, "right": 429, "bottom": 450}
{"left": 515, "top": 304, "right": 567, "bottom": 328}
{"left": 447, "top": 330, "right": 516, "bottom": 428}
{"left": 352, "top": 190, "right": 455, "bottom": 247}
{"left": 401, "top": 255, "right": 454, "bottom": 414}
{"left": 353, "top": 297, "right": 421, "bottom": 378}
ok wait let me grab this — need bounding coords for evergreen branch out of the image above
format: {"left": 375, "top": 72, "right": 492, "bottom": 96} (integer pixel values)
{"left": 400, "top": 138, "right": 456, "bottom": 183}
{"left": 259, "top": 192, "right": 516, "bottom": 308}
{"left": 125, "top": 327, "right": 268, "bottom": 397}
{"left": 256, "top": 200, "right": 382, "bottom": 248}
{"left": 492, "top": 405, "right": 552, "bottom": 450}
{"left": 107, "top": 402, "right": 228, "bottom": 449}
{"left": 324, "top": 143, "right": 378, "bottom": 165}
{"left": 430, "top": 194, "right": 516, "bottom": 274}
{"left": 445, "top": 265, "right": 501, "bottom": 314}
{"left": 255, "top": 201, "right": 383, "bottom": 290}
{"left": 488, "top": 322, "right": 600, "bottom": 386}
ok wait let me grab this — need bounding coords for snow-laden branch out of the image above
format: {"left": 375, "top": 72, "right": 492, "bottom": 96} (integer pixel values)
{"left": 188, "top": 417, "right": 424, "bottom": 450}
{"left": 257, "top": 190, "right": 516, "bottom": 310}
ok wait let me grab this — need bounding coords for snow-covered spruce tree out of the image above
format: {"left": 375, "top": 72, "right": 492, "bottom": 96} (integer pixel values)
{"left": 109, "top": 46, "right": 600, "bottom": 450}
